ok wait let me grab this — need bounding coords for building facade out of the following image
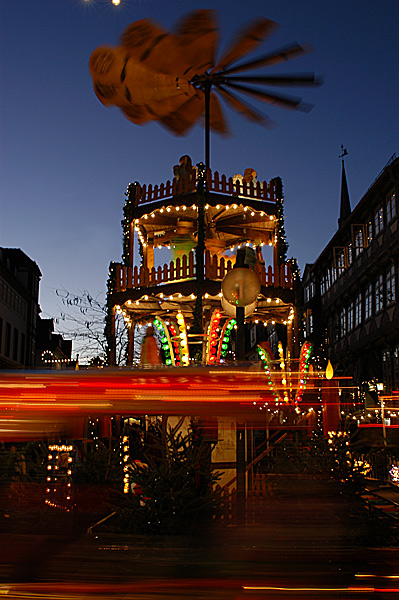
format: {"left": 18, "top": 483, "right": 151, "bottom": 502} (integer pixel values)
{"left": 0, "top": 248, "right": 41, "bottom": 369}
{"left": 302, "top": 154, "right": 399, "bottom": 393}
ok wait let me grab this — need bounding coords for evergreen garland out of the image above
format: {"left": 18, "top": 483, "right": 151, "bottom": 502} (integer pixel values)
{"left": 105, "top": 261, "right": 117, "bottom": 365}
{"left": 272, "top": 177, "right": 289, "bottom": 265}
{"left": 122, "top": 182, "right": 139, "bottom": 267}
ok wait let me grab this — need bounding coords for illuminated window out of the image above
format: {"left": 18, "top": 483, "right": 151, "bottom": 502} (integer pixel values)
{"left": 366, "top": 283, "right": 373, "bottom": 317}
{"left": 347, "top": 301, "right": 354, "bottom": 332}
{"left": 354, "top": 292, "right": 362, "bottom": 327}
{"left": 386, "top": 192, "right": 396, "bottom": 223}
{"left": 375, "top": 273, "right": 384, "bottom": 313}
{"left": 340, "top": 307, "right": 347, "bottom": 337}
{"left": 304, "top": 282, "right": 315, "bottom": 302}
{"left": 353, "top": 225, "right": 365, "bottom": 257}
{"left": 367, "top": 220, "right": 373, "bottom": 244}
{"left": 386, "top": 264, "right": 396, "bottom": 304}
{"left": 374, "top": 206, "right": 384, "bottom": 235}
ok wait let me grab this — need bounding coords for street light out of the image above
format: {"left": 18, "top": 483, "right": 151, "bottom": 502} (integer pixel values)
{"left": 221, "top": 249, "right": 260, "bottom": 361}
{"left": 221, "top": 248, "right": 260, "bottom": 523}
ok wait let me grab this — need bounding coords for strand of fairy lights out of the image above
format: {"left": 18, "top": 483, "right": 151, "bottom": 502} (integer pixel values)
{"left": 45, "top": 444, "right": 74, "bottom": 511}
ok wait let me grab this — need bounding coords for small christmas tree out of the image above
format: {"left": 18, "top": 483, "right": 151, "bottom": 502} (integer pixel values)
{"left": 118, "top": 419, "right": 221, "bottom": 534}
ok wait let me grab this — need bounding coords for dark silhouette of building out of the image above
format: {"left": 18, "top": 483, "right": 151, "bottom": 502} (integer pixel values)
{"left": 0, "top": 248, "right": 41, "bottom": 368}
{"left": 302, "top": 154, "right": 399, "bottom": 393}
{"left": 0, "top": 248, "right": 74, "bottom": 370}
{"left": 35, "top": 316, "right": 74, "bottom": 369}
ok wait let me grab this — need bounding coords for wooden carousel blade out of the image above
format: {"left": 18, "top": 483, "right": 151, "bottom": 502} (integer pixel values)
{"left": 215, "top": 86, "right": 276, "bottom": 128}
{"left": 175, "top": 9, "right": 219, "bottom": 73}
{"left": 220, "top": 42, "right": 312, "bottom": 76}
{"left": 209, "top": 92, "right": 229, "bottom": 135}
{"left": 223, "top": 80, "right": 313, "bottom": 111}
{"left": 226, "top": 73, "right": 323, "bottom": 86}
{"left": 159, "top": 93, "right": 205, "bottom": 135}
{"left": 213, "top": 17, "right": 278, "bottom": 73}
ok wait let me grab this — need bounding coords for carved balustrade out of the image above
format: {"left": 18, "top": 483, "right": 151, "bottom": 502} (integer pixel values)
{"left": 113, "top": 251, "right": 292, "bottom": 292}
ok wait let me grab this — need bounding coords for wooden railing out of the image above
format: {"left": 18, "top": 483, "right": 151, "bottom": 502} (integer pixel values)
{"left": 132, "top": 169, "right": 277, "bottom": 206}
{"left": 113, "top": 251, "right": 292, "bottom": 292}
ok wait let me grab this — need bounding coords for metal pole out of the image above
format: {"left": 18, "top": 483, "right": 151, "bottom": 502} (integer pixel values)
{"left": 204, "top": 81, "right": 211, "bottom": 177}
{"left": 236, "top": 304, "right": 246, "bottom": 521}
{"left": 236, "top": 306, "right": 245, "bottom": 361}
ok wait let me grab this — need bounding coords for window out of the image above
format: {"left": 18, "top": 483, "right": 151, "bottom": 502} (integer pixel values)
{"left": 375, "top": 273, "right": 384, "bottom": 313}
{"left": 20, "top": 333, "right": 25, "bottom": 364}
{"left": 347, "top": 301, "right": 354, "bottom": 332}
{"left": 367, "top": 220, "right": 373, "bottom": 244}
{"left": 333, "top": 313, "right": 340, "bottom": 341}
{"left": 386, "top": 263, "right": 396, "bottom": 304}
{"left": 365, "top": 283, "right": 373, "bottom": 320}
{"left": 334, "top": 247, "right": 346, "bottom": 273}
{"left": 347, "top": 244, "right": 353, "bottom": 265}
{"left": 305, "top": 282, "right": 315, "bottom": 302}
{"left": 374, "top": 206, "right": 384, "bottom": 235}
{"left": 340, "top": 307, "right": 347, "bottom": 337}
{"left": 309, "top": 313, "right": 313, "bottom": 335}
{"left": 352, "top": 225, "right": 366, "bottom": 257}
{"left": 302, "top": 318, "right": 307, "bottom": 338}
{"left": 386, "top": 192, "right": 396, "bottom": 223}
{"left": 13, "top": 328, "right": 18, "bottom": 361}
{"left": 5, "top": 322, "right": 11, "bottom": 357}
{"left": 355, "top": 293, "right": 362, "bottom": 327}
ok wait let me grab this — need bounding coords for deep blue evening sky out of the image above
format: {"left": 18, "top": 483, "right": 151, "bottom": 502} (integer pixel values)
{"left": 1, "top": 0, "right": 398, "bottom": 336}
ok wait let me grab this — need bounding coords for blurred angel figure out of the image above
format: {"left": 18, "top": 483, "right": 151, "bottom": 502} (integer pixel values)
{"left": 140, "top": 326, "right": 162, "bottom": 367}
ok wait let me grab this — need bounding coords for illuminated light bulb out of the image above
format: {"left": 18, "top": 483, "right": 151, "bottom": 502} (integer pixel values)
{"left": 112, "top": 0, "right": 121, "bottom": 5}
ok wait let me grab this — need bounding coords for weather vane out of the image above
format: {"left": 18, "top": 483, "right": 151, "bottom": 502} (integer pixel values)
{"left": 89, "top": 10, "right": 322, "bottom": 171}
{"left": 339, "top": 145, "right": 348, "bottom": 159}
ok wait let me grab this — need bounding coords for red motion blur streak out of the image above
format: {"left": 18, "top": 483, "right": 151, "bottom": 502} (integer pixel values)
{"left": 0, "top": 368, "right": 321, "bottom": 439}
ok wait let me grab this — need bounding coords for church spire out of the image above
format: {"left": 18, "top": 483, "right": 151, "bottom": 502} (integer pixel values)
{"left": 338, "top": 145, "right": 351, "bottom": 228}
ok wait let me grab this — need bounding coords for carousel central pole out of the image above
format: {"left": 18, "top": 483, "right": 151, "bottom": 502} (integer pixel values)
{"left": 192, "top": 81, "right": 211, "bottom": 350}
{"left": 204, "top": 81, "right": 211, "bottom": 177}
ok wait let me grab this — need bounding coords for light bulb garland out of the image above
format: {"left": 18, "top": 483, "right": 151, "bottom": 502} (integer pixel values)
{"left": 122, "top": 435, "right": 130, "bottom": 493}
{"left": 176, "top": 311, "right": 190, "bottom": 366}
{"left": 167, "top": 321, "right": 181, "bottom": 366}
{"left": 295, "top": 341, "right": 313, "bottom": 403}
{"left": 206, "top": 309, "right": 222, "bottom": 364}
{"left": 257, "top": 344, "right": 281, "bottom": 403}
{"left": 153, "top": 317, "right": 174, "bottom": 366}
{"left": 216, "top": 318, "right": 236, "bottom": 363}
